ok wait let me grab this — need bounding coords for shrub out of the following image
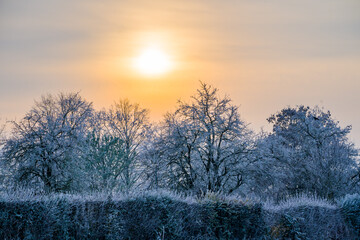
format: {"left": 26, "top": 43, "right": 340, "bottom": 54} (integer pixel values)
{"left": 0, "top": 191, "right": 265, "bottom": 239}
{"left": 0, "top": 191, "right": 356, "bottom": 239}
{"left": 265, "top": 195, "right": 353, "bottom": 240}
{"left": 341, "top": 193, "right": 360, "bottom": 238}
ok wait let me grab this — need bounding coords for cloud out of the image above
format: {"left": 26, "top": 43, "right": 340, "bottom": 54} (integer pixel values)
{"left": 0, "top": 0, "right": 360, "bottom": 144}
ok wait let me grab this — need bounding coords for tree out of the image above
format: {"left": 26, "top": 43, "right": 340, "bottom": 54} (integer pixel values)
{"left": 160, "top": 112, "right": 201, "bottom": 192}
{"left": 251, "top": 106, "right": 358, "bottom": 200}
{"left": 139, "top": 126, "right": 169, "bottom": 190}
{"left": 159, "top": 83, "right": 253, "bottom": 194}
{"left": 83, "top": 111, "right": 126, "bottom": 192}
{"left": 2, "top": 93, "right": 93, "bottom": 193}
{"left": 0, "top": 121, "right": 4, "bottom": 154}
{"left": 0, "top": 121, "right": 4, "bottom": 140}
{"left": 106, "top": 99, "right": 150, "bottom": 191}
{"left": 0, "top": 121, "right": 7, "bottom": 190}
{"left": 85, "top": 130, "right": 125, "bottom": 192}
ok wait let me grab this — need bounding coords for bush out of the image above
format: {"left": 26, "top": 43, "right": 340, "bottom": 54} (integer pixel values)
{"left": 341, "top": 193, "right": 360, "bottom": 238}
{"left": 0, "top": 191, "right": 266, "bottom": 239}
{"left": 265, "top": 195, "right": 353, "bottom": 240}
{"left": 0, "top": 191, "right": 357, "bottom": 239}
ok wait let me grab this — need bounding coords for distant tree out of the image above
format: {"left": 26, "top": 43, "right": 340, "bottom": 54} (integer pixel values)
{"left": 106, "top": 99, "right": 150, "bottom": 191}
{"left": 159, "top": 83, "right": 253, "bottom": 194}
{"left": 1, "top": 93, "right": 93, "bottom": 193}
{"left": 0, "top": 121, "right": 4, "bottom": 140}
{"left": 139, "top": 126, "right": 169, "bottom": 190}
{"left": 85, "top": 130, "right": 125, "bottom": 192}
{"left": 82, "top": 111, "right": 126, "bottom": 192}
{"left": 0, "top": 121, "right": 4, "bottom": 153}
{"left": 0, "top": 121, "right": 7, "bottom": 190}
{"left": 160, "top": 112, "right": 200, "bottom": 192}
{"left": 251, "top": 106, "right": 358, "bottom": 200}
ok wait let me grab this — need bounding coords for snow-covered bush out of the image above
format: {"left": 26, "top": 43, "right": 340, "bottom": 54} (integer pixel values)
{"left": 264, "top": 194, "right": 353, "bottom": 239}
{"left": 0, "top": 191, "right": 265, "bottom": 239}
{"left": 341, "top": 193, "right": 360, "bottom": 237}
{"left": 0, "top": 191, "right": 359, "bottom": 239}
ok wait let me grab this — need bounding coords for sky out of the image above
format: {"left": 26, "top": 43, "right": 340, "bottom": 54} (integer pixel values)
{"left": 0, "top": 0, "right": 360, "bottom": 144}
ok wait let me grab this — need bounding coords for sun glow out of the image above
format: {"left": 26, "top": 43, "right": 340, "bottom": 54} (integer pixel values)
{"left": 134, "top": 47, "right": 172, "bottom": 76}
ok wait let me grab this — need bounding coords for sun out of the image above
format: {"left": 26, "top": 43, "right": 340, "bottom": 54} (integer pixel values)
{"left": 134, "top": 47, "right": 172, "bottom": 76}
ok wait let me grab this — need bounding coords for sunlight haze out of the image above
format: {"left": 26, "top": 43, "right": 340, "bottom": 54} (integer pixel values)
{"left": 134, "top": 47, "right": 173, "bottom": 76}
{"left": 0, "top": 0, "right": 359, "bottom": 143}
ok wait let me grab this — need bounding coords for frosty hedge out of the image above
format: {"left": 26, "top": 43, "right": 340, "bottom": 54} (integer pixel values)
{"left": 0, "top": 191, "right": 358, "bottom": 239}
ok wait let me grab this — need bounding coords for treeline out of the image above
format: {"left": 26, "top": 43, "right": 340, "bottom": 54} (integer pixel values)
{"left": 0, "top": 82, "right": 359, "bottom": 200}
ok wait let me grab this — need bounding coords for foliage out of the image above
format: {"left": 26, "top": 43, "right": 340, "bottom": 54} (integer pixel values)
{"left": 85, "top": 130, "right": 125, "bottom": 192}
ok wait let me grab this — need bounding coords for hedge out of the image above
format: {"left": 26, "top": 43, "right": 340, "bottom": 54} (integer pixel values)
{"left": 0, "top": 195, "right": 265, "bottom": 239}
{"left": 0, "top": 192, "right": 358, "bottom": 239}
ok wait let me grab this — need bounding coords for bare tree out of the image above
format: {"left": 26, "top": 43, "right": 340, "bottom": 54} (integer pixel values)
{"left": 0, "top": 120, "right": 7, "bottom": 190}
{"left": 107, "top": 99, "right": 150, "bottom": 191}
{"left": 160, "top": 83, "right": 253, "bottom": 194}
{"left": 2, "top": 93, "right": 93, "bottom": 193}
{"left": 0, "top": 120, "right": 5, "bottom": 151}
{"left": 139, "top": 126, "right": 169, "bottom": 190}
{"left": 0, "top": 121, "right": 4, "bottom": 139}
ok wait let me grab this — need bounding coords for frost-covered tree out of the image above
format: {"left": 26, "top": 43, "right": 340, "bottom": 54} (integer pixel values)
{"left": 1, "top": 93, "right": 93, "bottom": 192}
{"left": 139, "top": 126, "right": 169, "bottom": 190}
{"left": 0, "top": 121, "right": 4, "bottom": 140}
{"left": 0, "top": 121, "right": 4, "bottom": 153}
{"left": 85, "top": 130, "right": 125, "bottom": 192}
{"left": 83, "top": 111, "right": 127, "bottom": 192}
{"left": 159, "top": 83, "right": 253, "bottom": 194}
{"left": 106, "top": 99, "right": 150, "bottom": 191}
{"left": 0, "top": 121, "right": 7, "bottom": 190}
{"left": 160, "top": 112, "right": 200, "bottom": 192}
{"left": 251, "top": 106, "right": 358, "bottom": 200}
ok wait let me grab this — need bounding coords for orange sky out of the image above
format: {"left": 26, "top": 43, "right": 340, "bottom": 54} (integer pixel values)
{"left": 0, "top": 0, "right": 360, "bottom": 143}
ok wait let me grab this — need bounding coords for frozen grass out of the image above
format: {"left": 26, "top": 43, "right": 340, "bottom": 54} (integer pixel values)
{"left": 0, "top": 188, "right": 195, "bottom": 204}
{"left": 263, "top": 193, "right": 337, "bottom": 212}
{"left": 340, "top": 193, "right": 360, "bottom": 206}
{"left": 0, "top": 188, "right": 259, "bottom": 206}
{"left": 0, "top": 190, "right": 339, "bottom": 214}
